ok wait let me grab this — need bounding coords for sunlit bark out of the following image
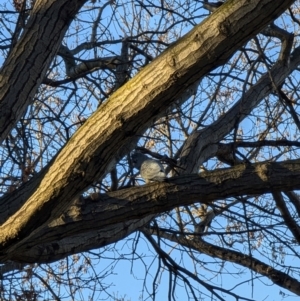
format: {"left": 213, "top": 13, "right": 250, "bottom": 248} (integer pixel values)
{"left": 3, "top": 158, "right": 300, "bottom": 262}
{"left": 0, "top": 0, "right": 295, "bottom": 259}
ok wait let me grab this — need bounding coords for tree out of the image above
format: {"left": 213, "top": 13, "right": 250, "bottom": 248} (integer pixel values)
{"left": 0, "top": 0, "right": 300, "bottom": 300}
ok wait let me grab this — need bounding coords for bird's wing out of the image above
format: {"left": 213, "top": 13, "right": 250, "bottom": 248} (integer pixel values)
{"left": 140, "top": 159, "right": 166, "bottom": 180}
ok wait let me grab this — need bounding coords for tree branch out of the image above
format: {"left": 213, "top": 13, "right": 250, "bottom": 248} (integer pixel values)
{"left": 0, "top": 0, "right": 87, "bottom": 142}
{"left": 178, "top": 44, "right": 300, "bottom": 174}
{"left": 3, "top": 159, "right": 300, "bottom": 262}
{"left": 272, "top": 191, "right": 300, "bottom": 243}
{"left": 149, "top": 229, "right": 300, "bottom": 296}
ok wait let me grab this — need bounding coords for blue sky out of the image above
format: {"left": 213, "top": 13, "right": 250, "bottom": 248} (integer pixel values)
{"left": 0, "top": 1, "right": 300, "bottom": 300}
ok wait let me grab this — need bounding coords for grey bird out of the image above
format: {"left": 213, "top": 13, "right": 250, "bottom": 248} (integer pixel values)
{"left": 132, "top": 152, "right": 166, "bottom": 183}
{"left": 203, "top": 1, "right": 224, "bottom": 12}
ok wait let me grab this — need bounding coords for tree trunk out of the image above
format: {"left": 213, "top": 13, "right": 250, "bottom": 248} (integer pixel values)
{"left": 0, "top": 0, "right": 296, "bottom": 263}
{"left": 0, "top": 0, "right": 86, "bottom": 142}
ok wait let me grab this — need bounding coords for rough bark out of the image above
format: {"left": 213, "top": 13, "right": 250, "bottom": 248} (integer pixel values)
{"left": 0, "top": 0, "right": 296, "bottom": 263}
{"left": 3, "top": 159, "right": 300, "bottom": 263}
{"left": 179, "top": 37, "right": 298, "bottom": 174}
{"left": 0, "top": 0, "right": 87, "bottom": 142}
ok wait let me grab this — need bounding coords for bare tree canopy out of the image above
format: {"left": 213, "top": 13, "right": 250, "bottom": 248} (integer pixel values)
{"left": 0, "top": 0, "right": 300, "bottom": 300}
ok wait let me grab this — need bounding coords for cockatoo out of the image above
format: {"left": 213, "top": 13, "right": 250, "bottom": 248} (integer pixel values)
{"left": 131, "top": 152, "right": 166, "bottom": 183}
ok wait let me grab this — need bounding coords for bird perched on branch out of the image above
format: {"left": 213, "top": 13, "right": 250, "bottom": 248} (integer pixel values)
{"left": 131, "top": 152, "right": 166, "bottom": 183}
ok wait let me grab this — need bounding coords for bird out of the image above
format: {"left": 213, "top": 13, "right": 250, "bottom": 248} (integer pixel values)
{"left": 131, "top": 152, "right": 166, "bottom": 183}
{"left": 203, "top": 1, "right": 224, "bottom": 12}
